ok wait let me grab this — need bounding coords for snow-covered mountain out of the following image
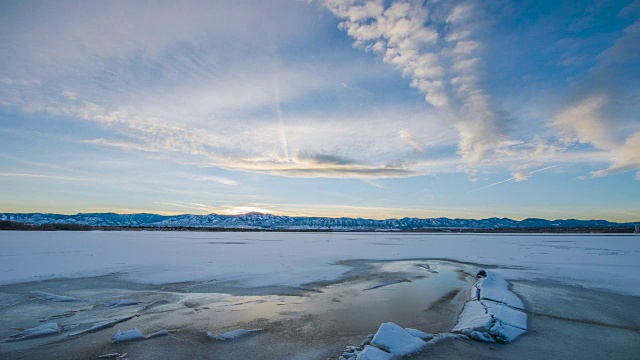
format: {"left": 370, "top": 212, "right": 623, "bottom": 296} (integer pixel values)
{"left": 0, "top": 212, "right": 633, "bottom": 230}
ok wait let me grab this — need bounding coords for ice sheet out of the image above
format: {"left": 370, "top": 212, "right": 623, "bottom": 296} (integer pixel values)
{"left": 206, "top": 328, "right": 263, "bottom": 341}
{"left": 1, "top": 232, "right": 638, "bottom": 296}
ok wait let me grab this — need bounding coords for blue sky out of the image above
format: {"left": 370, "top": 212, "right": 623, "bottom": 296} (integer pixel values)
{"left": 0, "top": 0, "right": 639, "bottom": 221}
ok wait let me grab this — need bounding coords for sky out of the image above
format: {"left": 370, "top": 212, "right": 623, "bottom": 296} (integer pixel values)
{"left": 0, "top": 0, "right": 639, "bottom": 221}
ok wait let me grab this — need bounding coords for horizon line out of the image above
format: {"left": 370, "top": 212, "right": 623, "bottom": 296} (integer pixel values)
{"left": 1, "top": 211, "right": 638, "bottom": 224}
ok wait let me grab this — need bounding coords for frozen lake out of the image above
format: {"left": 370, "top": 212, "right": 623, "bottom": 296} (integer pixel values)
{"left": 0, "top": 231, "right": 639, "bottom": 359}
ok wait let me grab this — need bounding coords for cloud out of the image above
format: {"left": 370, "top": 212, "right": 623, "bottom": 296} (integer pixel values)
{"left": 194, "top": 176, "right": 239, "bottom": 186}
{"left": 511, "top": 171, "right": 529, "bottom": 182}
{"left": 324, "top": 0, "right": 510, "bottom": 163}
{"left": 552, "top": 95, "right": 615, "bottom": 149}
{"left": 0, "top": 172, "right": 90, "bottom": 182}
{"left": 295, "top": 153, "right": 358, "bottom": 165}
{"left": 399, "top": 128, "right": 425, "bottom": 152}
{"left": 551, "top": 17, "right": 640, "bottom": 180}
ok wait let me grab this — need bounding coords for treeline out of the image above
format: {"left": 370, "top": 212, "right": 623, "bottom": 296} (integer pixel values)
{"left": 0, "top": 220, "right": 635, "bottom": 233}
{"left": 0, "top": 220, "right": 96, "bottom": 231}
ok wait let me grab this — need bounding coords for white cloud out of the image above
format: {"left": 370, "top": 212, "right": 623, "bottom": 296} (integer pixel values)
{"left": 324, "top": 0, "right": 511, "bottom": 163}
{"left": 398, "top": 128, "right": 425, "bottom": 152}
{"left": 511, "top": 171, "right": 529, "bottom": 182}
{"left": 194, "top": 176, "right": 239, "bottom": 186}
{"left": 0, "top": 172, "right": 90, "bottom": 182}
{"left": 550, "top": 18, "right": 640, "bottom": 180}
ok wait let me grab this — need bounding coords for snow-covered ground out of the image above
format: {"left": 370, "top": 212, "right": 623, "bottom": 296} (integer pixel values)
{"left": 1, "top": 231, "right": 639, "bottom": 359}
{"left": 1, "top": 231, "right": 638, "bottom": 296}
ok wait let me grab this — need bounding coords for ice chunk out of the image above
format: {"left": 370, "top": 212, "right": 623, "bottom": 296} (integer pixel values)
{"left": 369, "top": 322, "right": 426, "bottom": 356}
{"left": 9, "top": 322, "right": 61, "bottom": 340}
{"left": 451, "top": 300, "right": 492, "bottom": 333}
{"left": 111, "top": 329, "right": 144, "bottom": 343}
{"left": 489, "top": 322, "right": 527, "bottom": 343}
{"left": 403, "top": 328, "right": 434, "bottom": 341}
{"left": 356, "top": 345, "right": 390, "bottom": 360}
{"left": 477, "top": 272, "right": 524, "bottom": 310}
{"left": 145, "top": 329, "right": 169, "bottom": 339}
{"left": 482, "top": 301, "right": 527, "bottom": 330}
{"left": 452, "top": 269, "right": 527, "bottom": 343}
{"left": 105, "top": 299, "right": 139, "bottom": 308}
{"left": 30, "top": 291, "right": 80, "bottom": 302}
{"left": 206, "top": 328, "right": 263, "bottom": 340}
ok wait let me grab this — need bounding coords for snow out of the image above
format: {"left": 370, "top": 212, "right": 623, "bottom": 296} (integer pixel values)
{"left": 1, "top": 232, "right": 639, "bottom": 297}
{"left": 9, "top": 322, "right": 61, "bottom": 341}
{"left": 30, "top": 291, "right": 81, "bottom": 302}
{"left": 111, "top": 329, "right": 144, "bottom": 343}
{"left": 206, "top": 329, "right": 263, "bottom": 340}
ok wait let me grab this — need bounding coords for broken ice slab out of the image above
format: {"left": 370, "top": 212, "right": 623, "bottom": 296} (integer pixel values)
{"left": 370, "top": 322, "right": 427, "bottom": 356}
{"left": 206, "top": 329, "right": 263, "bottom": 340}
{"left": 339, "top": 322, "right": 434, "bottom": 360}
{"left": 110, "top": 329, "right": 169, "bottom": 344}
{"left": 145, "top": 329, "right": 169, "bottom": 339}
{"left": 476, "top": 272, "right": 524, "bottom": 310}
{"left": 111, "top": 329, "right": 144, "bottom": 343}
{"left": 30, "top": 291, "right": 81, "bottom": 302}
{"left": 452, "top": 269, "right": 527, "bottom": 343}
{"left": 404, "top": 328, "right": 434, "bottom": 341}
{"left": 9, "top": 322, "right": 61, "bottom": 341}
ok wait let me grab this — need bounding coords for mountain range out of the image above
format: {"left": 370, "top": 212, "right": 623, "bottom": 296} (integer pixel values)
{"left": 1, "top": 212, "right": 636, "bottom": 231}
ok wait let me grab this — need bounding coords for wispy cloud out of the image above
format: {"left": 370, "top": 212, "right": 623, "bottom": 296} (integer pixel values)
{"left": 551, "top": 17, "right": 640, "bottom": 180}
{"left": 0, "top": 172, "right": 91, "bottom": 182}
{"left": 194, "top": 176, "right": 239, "bottom": 186}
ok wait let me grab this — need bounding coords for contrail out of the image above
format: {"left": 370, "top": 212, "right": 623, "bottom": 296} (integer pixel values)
{"left": 471, "top": 165, "right": 559, "bottom": 192}
{"left": 273, "top": 74, "right": 289, "bottom": 161}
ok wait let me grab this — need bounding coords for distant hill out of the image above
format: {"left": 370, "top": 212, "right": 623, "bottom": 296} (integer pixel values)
{"left": 0, "top": 212, "right": 637, "bottom": 232}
